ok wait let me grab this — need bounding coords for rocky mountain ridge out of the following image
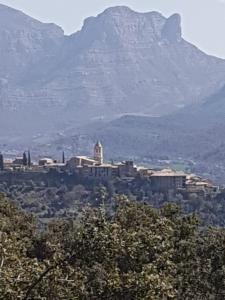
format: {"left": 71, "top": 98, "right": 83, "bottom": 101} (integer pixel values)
{"left": 0, "top": 4, "right": 225, "bottom": 141}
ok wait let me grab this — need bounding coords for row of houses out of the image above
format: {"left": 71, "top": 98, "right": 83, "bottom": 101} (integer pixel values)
{"left": 61, "top": 142, "right": 219, "bottom": 194}
{"left": 63, "top": 142, "right": 187, "bottom": 192}
{"left": 0, "top": 142, "right": 218, "bottom": 194}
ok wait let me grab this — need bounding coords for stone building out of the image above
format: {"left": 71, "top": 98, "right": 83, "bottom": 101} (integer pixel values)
{"left": 81, "top": 164, "right": 119, "bottom": 178}
{"left": 118, "top": 161, "right": 138, "bottom": 177}
{"left": 67, "top": 142, "right": 115, "bottom": 178}
{"left": 67, "top": 156, "right": 97, "bottom": 170}
{"left": 150, "top": 172, "right": 186, "bottom": 192}
{"left": 39, "top": 158, "right": 55, "bottom": 166}
{"left": 140, "top": 168, "right": 186, "bottom": 192}
{"left": 67, "top": 141, "right": 104, "bottom": 172}
{"left": 66, "top": 142, "right": 137, "bottom": 179}
{"left": 13, "top": 157, "right": 24, "bottom": 165}
{"left": 185, "top": 175, "right": 219, "bottom": 196}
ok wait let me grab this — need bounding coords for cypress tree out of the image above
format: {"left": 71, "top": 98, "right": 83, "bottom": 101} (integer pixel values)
{"left": 28, "top": 151, "right": 31, "bottom": 167}
{"left": 23, "top": 152, "right": 27, "bottom": 166}
{"left": 62, "top": 151, "right": 65, "bottom": 164}
{"left": 0, "top": 153, "right": 4, "bottom": 171}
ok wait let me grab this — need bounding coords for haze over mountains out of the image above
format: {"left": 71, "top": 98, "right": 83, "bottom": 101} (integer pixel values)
{"left": 1, "top": 3, "right": 225, "bottom": 182}
{"left": 0, "top": 4, "right": 225, "bottom": 139}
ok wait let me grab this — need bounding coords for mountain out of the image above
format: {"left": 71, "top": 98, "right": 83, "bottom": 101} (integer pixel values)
{"left": 1, "top": 4, "right": 225, "bottom": 141}
{"left": 59, "top": 85, "right": 225, "bottom": 182}
{"left": 85, "top": 84, "right": 225, "bottom": 157}
{"left": 0, "top": 4, "right": 63, "bottom": 81}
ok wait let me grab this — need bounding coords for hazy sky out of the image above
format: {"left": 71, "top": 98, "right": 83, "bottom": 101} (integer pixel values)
{"left": 1, "top": 0, "right": 225, "bottom": 58}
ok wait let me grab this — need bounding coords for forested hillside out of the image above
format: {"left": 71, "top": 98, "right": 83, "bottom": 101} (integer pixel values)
{"left": 1, "top": 176, "right": 225, "bottom": 227}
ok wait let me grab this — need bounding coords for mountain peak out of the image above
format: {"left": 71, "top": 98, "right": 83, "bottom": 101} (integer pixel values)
{"left": 162, "top": 13, "right": 182, "bottom": 42}
{"left": 98, "top": 5, "right": 165, "bottom": 21}
{"left": 101, "top": 6, "right": 136, "bottom": 15}
{"left": 79, "top": 6, "right": 167, "bottom": 47}
{"left": 79, "top": 7, "right": 183, "bottom": 46}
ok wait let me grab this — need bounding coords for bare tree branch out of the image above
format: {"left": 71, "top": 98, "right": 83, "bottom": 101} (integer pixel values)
{"left": 23, "top": 254, "right": 75, "bottom": 300}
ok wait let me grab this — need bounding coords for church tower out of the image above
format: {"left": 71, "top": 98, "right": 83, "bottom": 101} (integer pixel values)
{"left": 94, "top": 141, "right": 103, "bottom": 164}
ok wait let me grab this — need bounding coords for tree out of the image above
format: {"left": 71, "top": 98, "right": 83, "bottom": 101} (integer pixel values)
{"left": 28, "top": 150, "right": 31, "bottom": 167}
{"left": 0, "top": 194, "right": 39, "bottom": 299}
{"left": 23, "top": 152, "right": 28, "bottom": 166}
{"left": 0, "top": 153, "right": 3, "bottom": 171}
{"left": 62, "top": 151, "right": 65, "bottom": 164}
{"left": 2, "top": 194, "right": 225, "bottom": 299}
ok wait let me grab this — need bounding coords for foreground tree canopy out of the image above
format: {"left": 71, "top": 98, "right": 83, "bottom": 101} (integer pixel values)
{"left": 1, "top": 193, "right": 225, "bottom": 299}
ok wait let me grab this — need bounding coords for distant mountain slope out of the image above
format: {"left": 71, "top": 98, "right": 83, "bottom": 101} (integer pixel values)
{"left": 0, "top": 4, "right": 225, "bottom": 140}
{"left": 73, "top": 84, "right": 225, "bottom": 162}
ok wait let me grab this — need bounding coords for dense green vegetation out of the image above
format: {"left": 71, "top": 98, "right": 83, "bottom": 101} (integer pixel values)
{"left": 1, "top": 177, "right": 225, "bottom": 227}
{"left": 1, "top": 193, "right": 225, "bottom": 299}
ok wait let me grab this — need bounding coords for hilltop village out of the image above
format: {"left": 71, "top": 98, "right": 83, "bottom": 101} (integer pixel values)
{"left": 0, "top": 142, "right": 219, "bottom": 196}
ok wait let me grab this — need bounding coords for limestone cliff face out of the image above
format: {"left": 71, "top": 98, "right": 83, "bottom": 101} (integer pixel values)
{"left": 0, "top": 4, "right": 225, "bottom": 139}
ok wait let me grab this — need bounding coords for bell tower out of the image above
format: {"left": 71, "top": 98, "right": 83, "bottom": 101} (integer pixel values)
{"left": 94, "top": 141, "right": 103, "bottom": 164}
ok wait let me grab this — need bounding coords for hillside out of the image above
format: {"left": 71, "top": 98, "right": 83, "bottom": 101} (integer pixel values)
{"left": 54, "top": 84, "right": 225, "bottom": 157}
{"left": 47, "top": 84, "right": 225, "bottom": 183}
